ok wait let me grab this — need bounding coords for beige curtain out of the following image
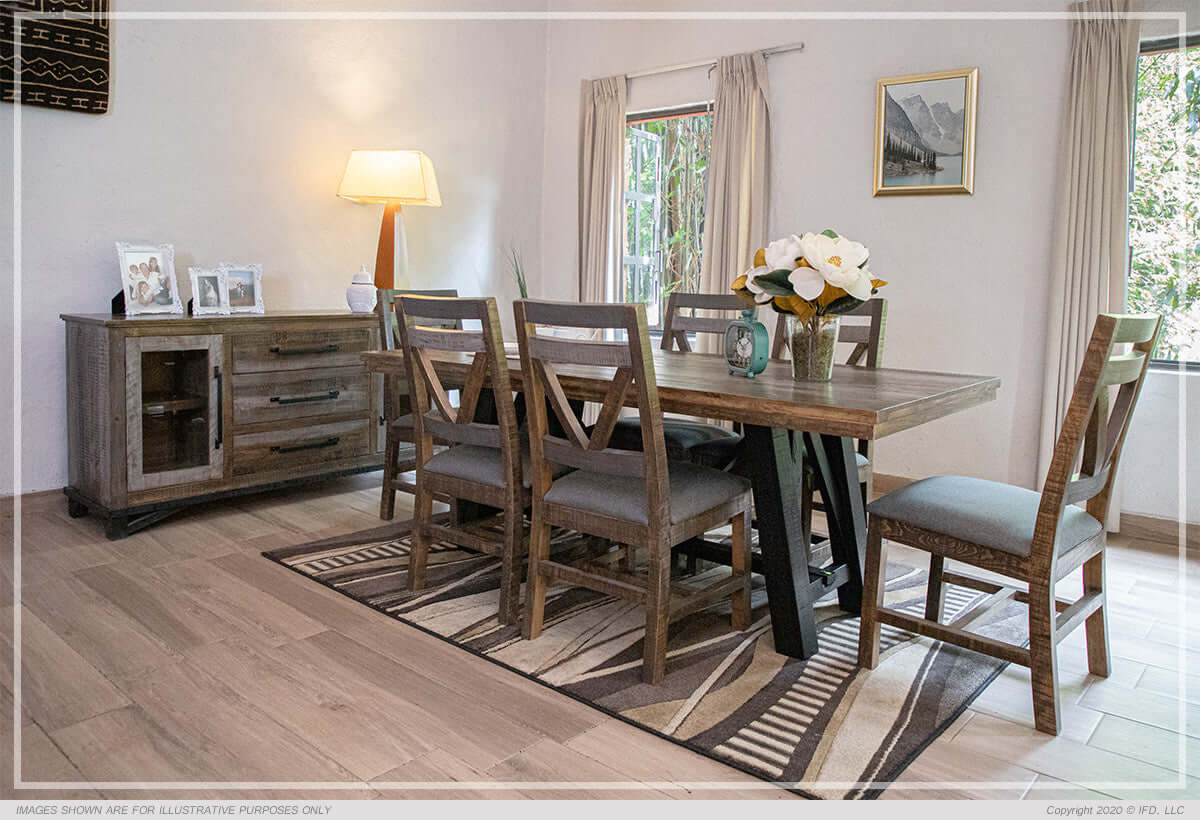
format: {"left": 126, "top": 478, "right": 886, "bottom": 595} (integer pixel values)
{"left": 1037, "top": 0, "right": 1141, "bottom": 530}
{"left": 578, "top": 75, "right": 627, "bottom": 305}
{"left": 699, "top": 52, "right": 772, "bottom": 352}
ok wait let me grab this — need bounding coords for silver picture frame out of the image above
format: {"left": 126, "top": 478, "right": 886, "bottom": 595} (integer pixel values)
{"left": 116, "top": 241, "right": 183, "bottom": 316}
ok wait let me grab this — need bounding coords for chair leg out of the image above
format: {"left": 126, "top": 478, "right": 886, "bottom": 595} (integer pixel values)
{"left": 642, "top": 544, "right": 671, "bottom": 684}
{"left": 1083, "top": 551, "right": 1110, "bottom": 678}
{"left": 925, "top": 554, "right": 946, "bottom": 623}
{"left": 730, "top": 511, "right": 751, "bottom": 631}
{"left": 407, "top": 484, "right": 433, "bottom": 592}
{"left": 522, "top": 508, "right": 551, "bottom": 640}
{"left": 857, "top": 517, "right": 887, "bottom": 669}
{"left": 380, "top": 434, "right": 399, "bottom": 521}
{"left": 497, "top": 500, "right": 523, "bottom": 626}
{"left": 1028, "top": 581, "right": 1061, "bottom": 735}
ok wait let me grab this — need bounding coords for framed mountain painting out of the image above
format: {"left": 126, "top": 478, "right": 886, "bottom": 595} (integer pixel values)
{"left": 873, "top": 67, "right": 978, "bottom": 196}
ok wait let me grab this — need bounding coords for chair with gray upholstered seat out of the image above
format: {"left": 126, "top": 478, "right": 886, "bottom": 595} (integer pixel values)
{"left": 397, "top": 295, "right": 528, "bottom": 624}
{"left": 377, "top": 287, "right": 459, "bottom": 519}
{"left": 514, "top": 299, "right": 753, "bottom": 684}
{"left": 857, "top": 312, "right": 1162, "bottom": 736}
{"left": 603, "top": 292, "right": 744, "bottom": 462}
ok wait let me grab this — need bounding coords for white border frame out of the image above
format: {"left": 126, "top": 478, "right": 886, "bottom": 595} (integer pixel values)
{"left": 188, "top": 266, "right": 230, "bottom": 315}
{"left": 219, "top": 262, "right": 265, "bottom": 314}
{"left": 115, "top": 241, "right": 184, "bottom": 316}
{"left": 8, "top": 7, "right": 1191, "bottom": 799}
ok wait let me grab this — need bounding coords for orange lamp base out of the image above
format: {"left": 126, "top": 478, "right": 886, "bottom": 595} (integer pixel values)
{"left": 373, "top": 201, "right": 403, "bottom": 290}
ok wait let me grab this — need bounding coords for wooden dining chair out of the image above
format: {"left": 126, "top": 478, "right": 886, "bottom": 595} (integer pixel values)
{"left": 858, "top": 313, "right": 1161, "bottom": 735}
{"left": 514, "top": 299, "right": 753, "bottom": 683}
{"left": 603, "top": 292, "right": 745, "bottom": 462}
{"left": 397, "top": 295, "right": 528, "bottom": 624}
{"left": 377, "top": 287, "right": 459, "bottom": 520}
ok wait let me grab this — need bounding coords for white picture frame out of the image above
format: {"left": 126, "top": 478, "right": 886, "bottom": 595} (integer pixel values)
{"left": 116, "top": 242, "right": 183, "bottom": 316}
{"left": 188, "top": 266, "right": 229, "bottom": 315}
{"left": 220, "top": 263, "right": 265, "bottom": 314}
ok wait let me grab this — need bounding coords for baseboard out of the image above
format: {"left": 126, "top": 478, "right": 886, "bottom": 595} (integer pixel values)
{"left": 871, "top": 473, "right": 1194, "bottom": 550}
{"left": 1119, "top": 511, "right": 1199, "bottom": 549}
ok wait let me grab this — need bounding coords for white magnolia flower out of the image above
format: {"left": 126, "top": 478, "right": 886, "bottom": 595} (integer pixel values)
{"left": 797, "top": 232, "right": 874, "bottom": 301}
{"left": 763, "top": 234, "right": 804, "bottom": 271}
{"left": 787, "top": 265, "right": 826, "bottom": 301}
{"left": 742, "top": 265, "right": 775, "bottom": 303}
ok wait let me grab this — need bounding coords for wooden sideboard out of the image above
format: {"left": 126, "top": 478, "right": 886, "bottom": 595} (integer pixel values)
{"left": 60, "top": 311, "right": 384, "bottom": 538}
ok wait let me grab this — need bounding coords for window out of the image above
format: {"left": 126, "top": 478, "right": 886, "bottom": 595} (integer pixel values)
{"left": 619, "top": 105, "right": 713, "bottom": 327}
{"left": 1129, "top": 36, "right": 1199, "bottom": 364}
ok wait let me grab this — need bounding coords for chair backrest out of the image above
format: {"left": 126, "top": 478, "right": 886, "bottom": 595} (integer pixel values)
{"left": 397, "top": 296, "right": 520, "bottom": 484}
{"left": 1032, "top": 313, "right": 1162, "bottom": 569}
{"left": 660, "top": 292, "right": 749, "bottom": 352}
{"left": 378, "top": 288, "right": 460, "bottom": 351}
{"left": 514, "top": 299, "right": 670, "bottom": 532}
{"left": 771, "top": 297, "right": 887, "bottom": 367}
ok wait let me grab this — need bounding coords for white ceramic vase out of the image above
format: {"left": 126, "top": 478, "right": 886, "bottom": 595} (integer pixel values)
{"left": 346, "top": 265, "right": 377, "bottom": 313}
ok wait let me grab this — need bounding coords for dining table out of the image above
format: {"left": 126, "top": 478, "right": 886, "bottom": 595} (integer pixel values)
{"left": 363, "top": 345, "right": 1000, "bottom": 660}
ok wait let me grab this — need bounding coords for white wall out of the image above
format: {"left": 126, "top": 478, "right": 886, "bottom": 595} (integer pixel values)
{"left": 1122, "top": 370, "right": 1198, "bottom": 522}
{"left": 0, "top": 4, "right": 550, "bottom": 495}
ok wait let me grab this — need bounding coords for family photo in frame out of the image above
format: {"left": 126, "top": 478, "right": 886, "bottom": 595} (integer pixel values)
{"left": 116, "top": 242, "right": 184, "bottom": 315}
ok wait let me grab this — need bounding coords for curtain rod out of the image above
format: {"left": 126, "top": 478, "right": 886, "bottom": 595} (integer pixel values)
{"left": 623, "top": 41, "right": 805, "bottom": 81}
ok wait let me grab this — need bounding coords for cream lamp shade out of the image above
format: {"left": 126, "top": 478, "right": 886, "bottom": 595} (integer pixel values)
{"left": 337, "top": 150, "right": 441, "bottom": 206}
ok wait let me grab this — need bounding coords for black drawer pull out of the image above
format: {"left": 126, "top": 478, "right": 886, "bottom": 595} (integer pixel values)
{"left": 268, "top": 343, "right": 340, "bottom": 356}
{"left": 270, "top": 436, "right": 340, "bottom": 454}
{"left": 269, "top": 390, "right": 340, "bottom": 406}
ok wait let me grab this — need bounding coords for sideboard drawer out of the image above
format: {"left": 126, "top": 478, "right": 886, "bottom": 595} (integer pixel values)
{"left": 232, "top": 418, "right": 370, "bottom": 477}
{"left": 231, "top": 328, "right": 372, "bottom": 373}
{"left": 232, "top": 367, "right": 369, "bottom": 425}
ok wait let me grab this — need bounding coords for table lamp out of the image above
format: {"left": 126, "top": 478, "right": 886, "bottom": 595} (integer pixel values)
{"left": 337, "top": 149, "right": 442, "bottom": 289}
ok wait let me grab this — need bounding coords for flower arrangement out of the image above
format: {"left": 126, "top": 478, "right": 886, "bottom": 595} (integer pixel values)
{"left": 731, "top": 230, "right": 887, "bottom": 380}
{"left": 730, "top": 229, "right": 886, "bottom": 322}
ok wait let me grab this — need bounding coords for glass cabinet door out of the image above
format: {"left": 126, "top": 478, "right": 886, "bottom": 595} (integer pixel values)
{"left": 126, "top": 335, "right": 224, "bottom": 491}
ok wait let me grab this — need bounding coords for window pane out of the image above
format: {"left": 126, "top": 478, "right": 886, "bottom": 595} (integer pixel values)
{"left": 1129, "top": 46, "right": 1200, "bottom": 362}
{"left": 616, "top": 110, "right": 713, "bottom": 326}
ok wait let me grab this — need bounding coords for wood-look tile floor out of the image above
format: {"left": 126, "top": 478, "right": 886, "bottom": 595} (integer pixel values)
{"left": 1, "top": 473, "right": 1195, "bottom": 800}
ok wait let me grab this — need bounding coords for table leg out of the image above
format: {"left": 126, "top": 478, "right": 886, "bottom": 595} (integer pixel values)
{"left": 804, "top": 433, "right": 867, "bottom": 613}
{"left": 742, "top": 424, "right": 820, "bottom": 659}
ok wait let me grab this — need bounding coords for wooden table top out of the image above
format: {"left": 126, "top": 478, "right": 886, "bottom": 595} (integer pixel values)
{"left": 363, "top": 348, "right": 1000, "bottom": 441}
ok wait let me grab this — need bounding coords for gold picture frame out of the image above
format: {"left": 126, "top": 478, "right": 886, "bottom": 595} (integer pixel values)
{"left": 873, "top": 67, "right": 978, "bottom": 196}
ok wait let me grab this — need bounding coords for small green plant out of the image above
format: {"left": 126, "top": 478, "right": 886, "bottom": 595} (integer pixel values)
{"left": 506, "top": 244, "right": 528, "bottom": 299}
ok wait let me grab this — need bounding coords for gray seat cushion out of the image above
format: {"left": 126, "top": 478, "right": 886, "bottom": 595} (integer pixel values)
{"left": 392, "top": 413, "right": 414, "bottom": 429}
{"left": 543, "top": 461, "right": 751, "bottom": 525}
{"left": 866, "top": 475, "right": 1103, "bottom": 557}
{"left": 606, "top": 417, "right": 740, "bottom": 460}
{"left": 423, "top": 442, "right": 569, "bottom": 490}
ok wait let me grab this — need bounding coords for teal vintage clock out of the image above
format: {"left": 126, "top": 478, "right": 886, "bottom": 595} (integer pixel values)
{"left": 724, "top": 309, "right": 769, "bottom": 378}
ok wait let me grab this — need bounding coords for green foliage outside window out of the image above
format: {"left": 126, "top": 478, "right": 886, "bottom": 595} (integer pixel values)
{"left": 622, "top": 111, "right": 713, "bottom": 323}
{"left": 1129, "top": 46, "right": 1200, "bottom": 362}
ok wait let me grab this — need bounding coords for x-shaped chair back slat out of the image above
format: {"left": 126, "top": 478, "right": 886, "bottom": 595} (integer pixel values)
{"left": 397, "top": 295, "right": 519, "bottom": 465}
{"left": 1032, "top": 313, "right": 1161, "bottom": 573}
{"left": 515, "top": 300, "right": 671, "bottom": 532}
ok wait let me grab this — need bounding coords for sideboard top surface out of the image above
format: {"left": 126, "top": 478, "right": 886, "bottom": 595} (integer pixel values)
{"left": 61, "top": 311, "right": 378, "bottom": 328}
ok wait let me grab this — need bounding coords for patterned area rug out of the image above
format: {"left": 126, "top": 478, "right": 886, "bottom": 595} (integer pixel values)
{"left": 264, "top": 521, "right": 1026, "bottom": 799}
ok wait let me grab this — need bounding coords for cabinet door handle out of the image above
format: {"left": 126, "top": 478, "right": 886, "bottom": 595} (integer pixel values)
{"left": 214, "top": 365, "right": 223, "bottom": 449}
{"left": 270, "top": 436, "right": 340, "bottom": 454}
{"left": 268, "top": 344, "right": 339, "bottom": 356}
{"left": 269, "top": 390, "right": 340, "bottom": 406}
